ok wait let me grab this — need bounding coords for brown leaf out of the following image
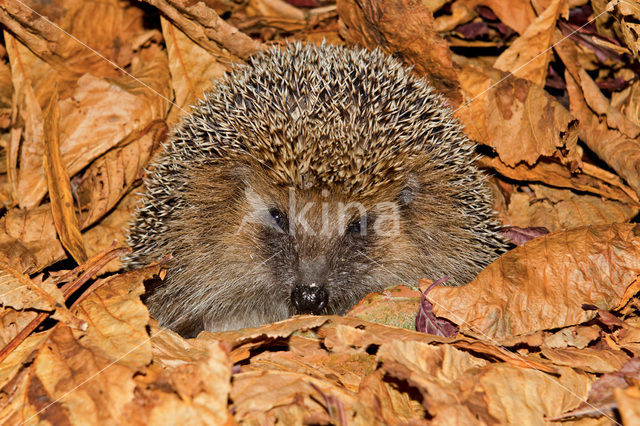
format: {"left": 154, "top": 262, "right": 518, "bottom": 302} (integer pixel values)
{"left": 355, "top": 369, "right": 425, "bottom": 424}
{"left": 0, "top": 309, "right": 38, "bottom": 349}
{"left": 81, "top": 192, "right": 141, "bottom": 272}
{"left": 455, "top": 58, "right": 580, "bottom": 168}
{"left": 346, "top": 284, "right": 422, "bottom": 330}
{"left": 481, "top": 156, "right": 640, "bottom": 205}
{"left": 43, "top": 89, "right": 87, "bottom": 264}
{"left": 462, "top": 365, "right": 592, "bottom": 422}
{"left": 540, "top": 347, "right": 630, "bottom": 373}
{"left": 0, "top": 264, "right": 159, "bottom": 424}
{"left": 378, "top": 339, "right": 489, "bottom": 383}
{"left": 0, "top": 204, "right": 63, "bottom": 274}
{"left": 3, "top": 5, "right": 170, "bottom": 209}
{"left": 506, "top": 184, "right": 639, "bottom": 232}
{"left": 566, "top": 70, "right": 640, "bottom": 198}
{"left": 75, "top": 121, "right": 166, "bottom": 229}
{"left": 493, "top": 0, "right": 568, "bottom": 86}
{"left": 0, "top": 264, "right": 65, "bottom": 313}
{"left": 200, "top": 315, "right": 329, "bottom": 363}
{"left": 161, "top": 17, "right": 231, "bottom": 125}
{"left": 0, "top": 189, "right": 140, "bottom": 275}
{"left": 377, "top": 340, "right": 491, "bottom": 422}
{"left": 615, "top": 385, "right": 640, "bottom": 425}
{"left": 0, "top": 0, "right": 149, "bottom": 76}
{"left": 248, "top": 336, "right": 376, "bottom": 393}
{"left": 434, "top": 0, "right": 536, "bottom": 35}
{"left": 231, "top": 370, "right": 356, "bottom": 423}
{"left": 128, "top": 335, "right": 233, "bottom": 424}
{"left": 317, "top": 317, "right": 555, "bottom": 372}
{"left": 543, "top": 325, "right": 601, "bottom": 349}
{"left": 0, "top": 59, "right": 11, "bottom": 131}
{"left": 337, "top": 0, "right": 462, "bottom": 106}
{"left": 428, "top": 224, "right": 640, "bottom": 340}
{"left": 610, "top": 1, "right": 640, "bottom": 59}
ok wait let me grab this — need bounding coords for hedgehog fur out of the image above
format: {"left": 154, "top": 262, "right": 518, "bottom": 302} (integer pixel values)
{"left": 126, "top": 42, "right": 506, "bottom": 336}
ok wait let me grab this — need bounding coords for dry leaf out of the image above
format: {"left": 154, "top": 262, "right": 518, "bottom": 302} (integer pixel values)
{"left": 346, "top": 285, "right": 421, "bottom": 330}
{"left": 43, "top": 89, "right": 87, "bottom": 264}
{"left": 75, "top": 121, "right": 166, "bottom": 229}
{"left": 0, "top": 264, "right": 159, "bottom": 424}
{"left": 161, "top": 17, "right": 232, "bottom": 125}
{"left": 494, "top": 0, "right": 569, "bottom": 86}
{"left": 428, "top": 224, "right": 640, "bottom": 340}
{"left": 566, "top": 70, "right": 640, "bottom": 198}
{"left": 506, "top": 184, "right": 638, "bottom": 232}
{"left": 455, "top": 57, "right": 580, "bottom": 168}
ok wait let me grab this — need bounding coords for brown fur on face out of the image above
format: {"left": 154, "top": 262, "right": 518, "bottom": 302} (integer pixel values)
{"left": 142, "top": 155, "right": 496, "bottom": 337}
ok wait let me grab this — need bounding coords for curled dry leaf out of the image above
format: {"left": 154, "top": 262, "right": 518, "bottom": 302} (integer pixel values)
{"left": 506, "top": 184, "right": 639, "bottom": 232}
{"left": 566, "top": 69, "right": 640, "bottom": 198}
{"left": 200, "top": 315, "right": 329, "bottom": 363}
{"left": 75, "top": 120, "right": 166, "bottom": 229}
{"left": 610, "top": 0, "right": 640, "bottom": 58}
{"left": 428, "top": 223, "right": 640, "bottom": 340}
{"left": 161, "top": 17, "right": 232, "bottom": 125}
{"left": 0, "top": 264, "right": 160, "bottom": 424}
{"left": 128, "top": 333, "right": 233, "bottom": 425}
{"left": 378, "top": 340, "right": 489, "bottom": 384}
{"left": 540, "top": 347, "right": 630, "bottom": 374}
{"left": 481, "top": 154, "right": 639, "bottom": 205}
{"left": 415, "top": 278, "right": 459, "bottom": 337}
{"left": 355, "top": 369, "right": 426, "bottom": 423}
{"left": 543, "top": 325, "right": 601, "bottom": 349}
{"left": 493, "top": 0, "right": 569, "bottom": 86}
{"left": 455, "top": 57, "right": 580, "bottom": 169}
{"left": 43, "top": 89, "right": 87, "bottom": 264}
{"left": 499, "top": 225, "right": 549, "bottom": 245}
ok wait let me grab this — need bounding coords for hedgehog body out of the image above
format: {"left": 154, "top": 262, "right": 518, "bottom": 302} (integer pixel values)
{"left": 126, "top": 43, "right": 506, "bottom": 336}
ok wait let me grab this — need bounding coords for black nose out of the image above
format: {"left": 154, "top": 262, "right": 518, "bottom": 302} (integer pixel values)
{"left": 291, "top": 283, "right": 328, "bottom": 314}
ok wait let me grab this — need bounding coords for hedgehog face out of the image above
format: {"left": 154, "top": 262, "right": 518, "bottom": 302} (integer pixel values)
{"left": 141, "top": 161, "right": 421, "bottom": 335}
{"left": 243, "top": 182, "right": 401, "bottom": 318}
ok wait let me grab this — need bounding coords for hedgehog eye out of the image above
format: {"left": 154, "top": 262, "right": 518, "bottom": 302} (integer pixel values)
{"left": 269, "top": 207, "right": 288, "bottom": 232}
{"left": 347, "top": 216, "right": 366, "bottom": 236}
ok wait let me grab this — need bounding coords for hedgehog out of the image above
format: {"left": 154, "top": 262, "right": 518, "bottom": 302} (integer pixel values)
{"left": 126, "top": 42, "right": 507, "bottom": 337}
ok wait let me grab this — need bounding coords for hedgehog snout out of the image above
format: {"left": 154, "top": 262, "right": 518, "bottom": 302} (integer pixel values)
{"left": 292, "top": 255, "right": 329, "bottom": 314}
{"left": 291, "top": 283, "right": 328, "bottom": 314}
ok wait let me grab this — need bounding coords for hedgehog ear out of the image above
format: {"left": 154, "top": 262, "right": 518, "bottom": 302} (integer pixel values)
{"left": 398, "top": 173, "right": 420, "bottom": 207}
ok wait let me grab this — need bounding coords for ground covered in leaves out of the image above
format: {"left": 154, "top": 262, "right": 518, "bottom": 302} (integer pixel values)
{"left": 1, "top": 0, "right": 640, "bottom": 424}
